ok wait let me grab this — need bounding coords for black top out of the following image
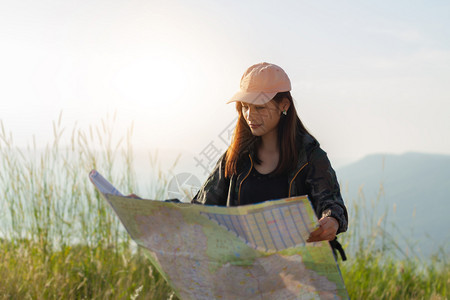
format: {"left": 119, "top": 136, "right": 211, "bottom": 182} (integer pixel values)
{"left": 239, "top": 167, "right": 289, "bottom": 205}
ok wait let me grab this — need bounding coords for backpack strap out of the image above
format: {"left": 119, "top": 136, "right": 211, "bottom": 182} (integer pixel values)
{"left": 329, "top": 237, "right": 347, "bottom": 261}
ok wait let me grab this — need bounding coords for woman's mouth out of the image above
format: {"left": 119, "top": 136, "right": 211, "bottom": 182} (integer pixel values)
{"left": 249, "top": 124, "right": 261, "bottom": 129}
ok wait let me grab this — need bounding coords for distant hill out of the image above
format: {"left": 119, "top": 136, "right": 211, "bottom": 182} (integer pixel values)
{"left": 132, "top": 150, "right": 450, "bottom": 257}
{"left": 337, "top": 152, "right": 450, "bottom": 257}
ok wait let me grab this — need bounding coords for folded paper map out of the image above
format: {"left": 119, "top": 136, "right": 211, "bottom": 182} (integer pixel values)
{"left": 89, "top": 169, "right": 348, "bottom": 300}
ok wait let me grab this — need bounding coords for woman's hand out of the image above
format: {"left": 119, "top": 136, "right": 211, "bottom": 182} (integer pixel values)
{"left": 307, "top": 216, "right": 339, "bottom": 242}
{"left": 127, "top": 193, "right": 141, "bottom": 199}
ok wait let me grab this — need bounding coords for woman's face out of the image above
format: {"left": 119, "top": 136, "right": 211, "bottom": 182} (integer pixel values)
{"left": 241, "top": 100, "right": 282, "bottom": 137}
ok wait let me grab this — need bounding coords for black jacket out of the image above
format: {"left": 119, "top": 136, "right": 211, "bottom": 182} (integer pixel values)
{"left": 192, "top": 133, "right": 348, "bottom": 235}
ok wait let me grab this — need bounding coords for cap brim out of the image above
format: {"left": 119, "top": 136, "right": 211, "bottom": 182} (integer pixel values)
{"left": 226, "top": 91, "right": 277, "bottom": 105}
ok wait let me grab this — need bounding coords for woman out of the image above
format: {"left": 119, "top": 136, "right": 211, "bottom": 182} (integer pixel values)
{"left": 192, "top": 62, "right": 348, "bottom": 254}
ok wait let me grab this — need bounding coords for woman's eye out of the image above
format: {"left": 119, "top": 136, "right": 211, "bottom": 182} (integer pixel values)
{"left": 256, "top": 106, "right": 265, "bottom": 110}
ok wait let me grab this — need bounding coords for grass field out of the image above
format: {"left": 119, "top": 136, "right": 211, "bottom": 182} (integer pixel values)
{"left": 0, "top": 117, "right": 448, "bottom": 299}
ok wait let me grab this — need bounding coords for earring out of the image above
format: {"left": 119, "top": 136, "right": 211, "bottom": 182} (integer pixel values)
{"left": 283, "top": 110, "right": 287, "bottom": 115}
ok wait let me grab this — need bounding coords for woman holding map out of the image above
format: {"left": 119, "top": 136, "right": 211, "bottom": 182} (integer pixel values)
{"left": 192, "top": 62, "right": 348, "bottom": 258}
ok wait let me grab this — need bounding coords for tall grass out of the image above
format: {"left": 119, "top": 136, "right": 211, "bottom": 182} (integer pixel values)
{"left": 338, "top": 183, "right": 449, "bottom": 299}
{"left": 0, "top": 115, "right": 448, "bottom": 299}
{"left": 0, "top": 113, "right": 174, "bottom": 299}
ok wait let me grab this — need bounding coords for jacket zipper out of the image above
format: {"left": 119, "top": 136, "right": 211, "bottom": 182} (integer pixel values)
{"left": 237, "top": 154, "right": 253, "bottom": 205}
{"left": 288, "top": 162, "right": 308, "bottom": 197}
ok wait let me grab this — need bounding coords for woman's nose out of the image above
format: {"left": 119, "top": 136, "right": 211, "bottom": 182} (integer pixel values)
{"left": 245, "top": 107, "right": 257, "bottom": 121}
{"left": 244, "top": 108, "right": 253, "bottom": 121}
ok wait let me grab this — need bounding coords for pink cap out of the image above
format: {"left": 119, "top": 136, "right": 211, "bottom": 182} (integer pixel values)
{"left": 227, "top": 62, "right": 291, "bottom": 105}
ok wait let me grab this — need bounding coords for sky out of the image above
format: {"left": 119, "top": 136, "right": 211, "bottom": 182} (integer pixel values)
{"left": 1, "top": 0, "right": 449, "bottom": 171}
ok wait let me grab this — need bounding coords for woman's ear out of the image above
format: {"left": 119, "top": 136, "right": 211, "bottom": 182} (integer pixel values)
{"left": 281, "top": 97, "right": 291, "bottom": 112}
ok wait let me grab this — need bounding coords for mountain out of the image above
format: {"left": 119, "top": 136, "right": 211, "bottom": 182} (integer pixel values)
{"left": 132, "top": 149, "right": 450, "bottom": 257}
{"left": 336, "top": 152, "right": 450, "bottom": 257}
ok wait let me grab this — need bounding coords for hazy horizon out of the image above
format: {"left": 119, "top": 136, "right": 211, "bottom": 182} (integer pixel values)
{"left": 1, "top": 0, "right": 449, "bottom": 168}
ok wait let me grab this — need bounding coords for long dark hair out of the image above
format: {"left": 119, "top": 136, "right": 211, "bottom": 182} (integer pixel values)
{"left": 224, "top": 91, "right": 314, "bottom": 177}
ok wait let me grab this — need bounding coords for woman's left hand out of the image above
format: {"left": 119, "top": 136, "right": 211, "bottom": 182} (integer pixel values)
{"left": 307, "top": 216, "right": 339, "bottom": 242}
